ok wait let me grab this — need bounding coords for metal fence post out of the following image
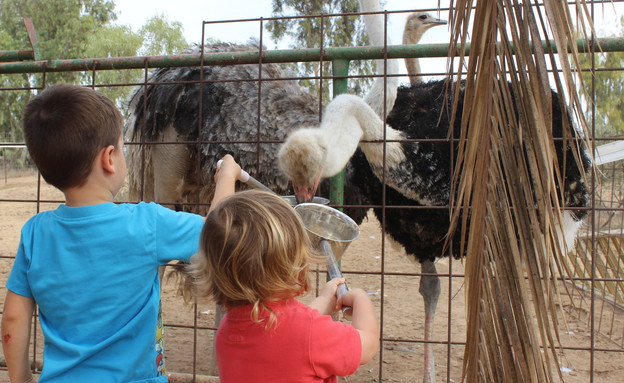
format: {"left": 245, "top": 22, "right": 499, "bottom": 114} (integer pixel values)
{"left": 329, "top": 59, "right": 350, "bottom": 208}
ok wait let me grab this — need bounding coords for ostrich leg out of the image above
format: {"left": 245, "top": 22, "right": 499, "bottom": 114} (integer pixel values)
{"left": 419, "top": 259, "right": 441, "bottom": 383}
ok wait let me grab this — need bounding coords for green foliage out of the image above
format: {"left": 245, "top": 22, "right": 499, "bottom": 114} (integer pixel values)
{"left": 0, "top": 0, "right": 190, "bottom": 144}
{"left": 0, "top": 0, "right": 117, "bottom": 62}
{"left": 266, "top": 0, "right": 375, "bottom": 102}
{"left": 83, "top": 24, "right": 144, "bottom": 113}
{"left": 0, "top": 0, "right": 119, "bottom": 143}
{"left": 138, "top": 14, "right": 188, "bottom": 56}
{"left": 579, "top": 17, "right": 624, "bottom": 138}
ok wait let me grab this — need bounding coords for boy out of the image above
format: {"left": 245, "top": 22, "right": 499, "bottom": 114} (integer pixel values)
{"left": 1, "top": 84, "right": 242, "bottom": 382}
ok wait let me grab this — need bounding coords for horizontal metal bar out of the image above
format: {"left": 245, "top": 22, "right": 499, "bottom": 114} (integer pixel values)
{"left": 0, "top": 37, "right": 621, "bottom": 75}
{"left": 0, "top": 50, "right": 34, "bottom": 62}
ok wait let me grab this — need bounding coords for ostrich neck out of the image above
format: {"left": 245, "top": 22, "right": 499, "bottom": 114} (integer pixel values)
{"left": 323, "top": 95, "right": 404, "bottom": 170}
{"left": 405, "top": 58, "right": 422, "bottom": 84}
{"left": 403, "top": 30, "right": 425, "bottom": 84}
{"left": 359, "top": 0, "right": 399, "bottom": 118}
{"left": 360, "top": 0, "right": 385, "bottom": 46}
{"left": 348, "top": 96, "right": 406, "bottom": 171}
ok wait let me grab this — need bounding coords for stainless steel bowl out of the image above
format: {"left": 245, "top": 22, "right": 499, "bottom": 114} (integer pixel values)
{"left": 281, "top": 195, "right": 330, "bottom": 207}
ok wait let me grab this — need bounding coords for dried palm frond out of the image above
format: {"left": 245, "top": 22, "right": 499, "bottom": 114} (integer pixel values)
{"left": 446, "top": 1, "right": 594, "bottom": 382}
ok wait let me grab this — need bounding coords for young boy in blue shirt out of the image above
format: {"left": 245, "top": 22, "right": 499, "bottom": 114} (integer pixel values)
{"left": 1, "top": 83, "right": 242, "bottom": 382}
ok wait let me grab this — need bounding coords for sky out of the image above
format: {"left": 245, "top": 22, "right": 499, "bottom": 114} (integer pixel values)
{"left": 113, "top": 0, "right": 623, "bottom": 79}
{"left": 113, "top": 0, "right": 453, "bottom": 47}
{"left": 113, "top": 0, "right": 458, "bottom": 79}
{"left": 113, "top": 0, "right": 623, "bottom": 47}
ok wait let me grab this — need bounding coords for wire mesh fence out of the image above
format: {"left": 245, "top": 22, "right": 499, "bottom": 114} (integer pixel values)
{"left": 1, "top": 2, "right": 624, "bottom": 382}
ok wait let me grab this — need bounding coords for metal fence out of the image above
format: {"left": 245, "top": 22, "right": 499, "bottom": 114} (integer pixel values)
{"left": 1, "top": 2, "right": 624, "bottom": 382}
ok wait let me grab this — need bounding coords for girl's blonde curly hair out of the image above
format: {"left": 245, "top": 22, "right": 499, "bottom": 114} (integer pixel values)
{"left": 186, "top": 190, "right": 316, "bottom": 327}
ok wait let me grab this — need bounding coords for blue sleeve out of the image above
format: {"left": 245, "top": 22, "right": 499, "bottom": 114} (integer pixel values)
{"left": 153, "top": 203, "right": 205, "bottom": 264}
{"left": 6, "top": 233, "right": 34, "bottom": 298}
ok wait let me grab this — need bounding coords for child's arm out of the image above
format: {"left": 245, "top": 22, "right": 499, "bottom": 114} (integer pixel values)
{"left": 210, "top": 154, "right": 243, "bottom": 212}
{"left": 1, "top": 291, "right": 36, "bottom": 382}
{"left": 337, "top": 288, "right": 379, "bottom": 365}
{"left": 308, "top": 277, "right": 344, "bottom": 315}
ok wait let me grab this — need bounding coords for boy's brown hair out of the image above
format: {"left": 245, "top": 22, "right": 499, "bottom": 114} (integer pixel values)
{"left": 23, "top": 84, "right": 123, "bottom": 190}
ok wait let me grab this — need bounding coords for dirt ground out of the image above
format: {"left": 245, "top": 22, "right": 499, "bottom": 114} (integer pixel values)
{"left": 1, "top": 172, "right": 623, "bottom": 382}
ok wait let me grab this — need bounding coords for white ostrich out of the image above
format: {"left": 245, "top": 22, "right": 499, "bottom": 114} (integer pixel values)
{"left": 278, "top": 6, "right": 447, "bottom": 202}
{"left": 403, "top": 12, "right": 447, "bottom": 84}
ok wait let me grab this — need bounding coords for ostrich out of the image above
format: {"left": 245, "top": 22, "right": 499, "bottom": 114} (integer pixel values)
{"left": 359, "top": 0, "right": 447, "bottom": 117}
{"left": 125, "top": 41, "right": 321, "bottom": 211}
{"left": 278, "top": 83, "right": 590, "bottom": 383}
{"left": 125, "top": 0, "right": 407, "bottom": 211}
{"left": 280, "top": 6, "right": 447, "bottom": 201}
{"left": 403, "top": 12, "right": 447, "bottom": 84}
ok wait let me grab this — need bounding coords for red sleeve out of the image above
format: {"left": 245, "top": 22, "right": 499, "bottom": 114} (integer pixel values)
{"left": 308, "top": 313, "right": 362, "bottom": 378}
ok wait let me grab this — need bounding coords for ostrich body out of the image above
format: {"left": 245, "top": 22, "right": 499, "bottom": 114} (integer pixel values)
{"left": 278, "top": 80, "right": 590, "bottom": 383}
{"left": 126, "top": 41, "right": 325, "bottom": 211}
{"left": 281, "top": 6, "right": 446, "bottom": 202}
{"left": 126, "top": 0, "right": 406, "bottom": 209}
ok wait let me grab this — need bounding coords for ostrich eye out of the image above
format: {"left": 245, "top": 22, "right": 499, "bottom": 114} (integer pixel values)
{"left": 418, "top": 15, "right": 428, "bottom": 20}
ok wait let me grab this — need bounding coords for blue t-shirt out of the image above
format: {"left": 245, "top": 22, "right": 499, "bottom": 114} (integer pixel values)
{"left": 6, "top": 202, "right": 204, "bottom": 383}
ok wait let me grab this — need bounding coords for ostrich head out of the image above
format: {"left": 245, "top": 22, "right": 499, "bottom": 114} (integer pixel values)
{"left": 403, "top": 12, "right": 447, "bottom": 43}
{"left": 279, "top": 95, "right": 372, "bottom": 203}
{"left": 403, "top": 12, "right": 447, "bottom": 84}
{"left": 278, "top": 128, "right": 327, "bottom": 203}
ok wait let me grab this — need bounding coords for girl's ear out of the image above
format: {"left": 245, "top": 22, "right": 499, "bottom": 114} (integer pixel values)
{"left": 100, "top": 145, "right": 116, "bottom": 174}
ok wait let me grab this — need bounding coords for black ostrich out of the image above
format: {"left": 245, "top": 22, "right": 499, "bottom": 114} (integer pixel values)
{"left": 278, "top": 79, "right": 591, "bottom": 383}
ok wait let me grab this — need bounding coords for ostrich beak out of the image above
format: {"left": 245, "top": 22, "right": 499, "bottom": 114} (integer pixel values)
{"left": 425, "top": 16, "right": 447, "bottom": 26}
{"left": 294, "top": 186, "right": 316, "bottom": 204}
{"left": 294, "top": 167, "right": 323, "bottom": 204}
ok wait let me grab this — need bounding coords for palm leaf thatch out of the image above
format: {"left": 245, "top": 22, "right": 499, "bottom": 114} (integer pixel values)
{"left": 446, "top": 0, "right": 593, "bottom": 382}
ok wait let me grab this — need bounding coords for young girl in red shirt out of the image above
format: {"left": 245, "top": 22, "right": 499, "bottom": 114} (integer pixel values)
{"left": 186, "top": 190, "right": 379, "bottom": 382}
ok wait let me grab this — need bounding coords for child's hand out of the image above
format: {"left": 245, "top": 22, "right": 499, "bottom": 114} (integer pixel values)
{"left": 209, "top": 154, "right": 243, "bottom": 212}
{"left": 319, "top": 277, "right": 345, "bottom": 301}
{"left": 335, "top": 288, "right": 368, "bottom": 310}
{"left": 336, "top": 288, "right": 379, "bottom": 364}
{"left": 215, "top": 154, "right": 242, "bottom": 183}
{"left": 309, "top": 278, "right": 345, "bottom": 316}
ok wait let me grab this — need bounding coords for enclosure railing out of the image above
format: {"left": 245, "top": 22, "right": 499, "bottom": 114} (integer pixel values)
{"left": 1, "top": 37, "right": 623, "bottom": 74}
{"left": 2, "top": 28, "right": 624, "bottom": 382}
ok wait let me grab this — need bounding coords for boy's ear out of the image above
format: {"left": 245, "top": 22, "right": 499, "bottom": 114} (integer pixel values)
{"left": 100, "top": 145, "right": 116, "bottom": 174}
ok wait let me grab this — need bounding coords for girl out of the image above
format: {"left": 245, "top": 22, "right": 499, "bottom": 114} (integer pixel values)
{"left": 187, "top": 190, "right": 379, "bottom": 382}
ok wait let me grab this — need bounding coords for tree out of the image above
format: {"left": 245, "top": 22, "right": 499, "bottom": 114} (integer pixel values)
{"left": 83, "top": 24, "right": 144, "bottom": 111}
{"left": 266, "top": 0, "right": 375, "bottom": 102}
{"left": 137, "top": 14, "right": 187, "bottom": 57}
{"left": 0, "top": 0, "right": 190, "bottom": 143}
{"left": 579, "top": 17, "right": 624, "bottom": 138}
{"left": 0, "top": 0, "right": 118, "bottom": 144}
{"left": 83, "top": 15, "right": 188, "bottom": 114}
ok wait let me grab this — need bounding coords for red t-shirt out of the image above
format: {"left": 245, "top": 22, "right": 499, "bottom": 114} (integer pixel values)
{"left": 216, "top": 298, "right": 362, "bottom": 382}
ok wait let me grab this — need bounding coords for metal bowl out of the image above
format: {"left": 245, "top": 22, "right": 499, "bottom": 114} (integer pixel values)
{"left": 294, "top": 203, "right": 360, "bottom": 260}
{"left": 281, "top": 195, "right": 330, "bottom": 207}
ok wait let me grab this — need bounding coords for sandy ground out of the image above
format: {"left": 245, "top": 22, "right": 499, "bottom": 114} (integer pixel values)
{"left": 0, "top": 172, "right": 623, "bottom": 382}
